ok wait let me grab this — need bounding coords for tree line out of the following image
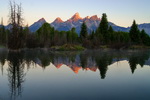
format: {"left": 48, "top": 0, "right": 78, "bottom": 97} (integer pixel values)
{"left": 0, "top": 2, "right": 150, "bottom": 50}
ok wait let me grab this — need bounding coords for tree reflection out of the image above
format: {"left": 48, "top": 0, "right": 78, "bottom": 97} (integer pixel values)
{"left": 22, "top": 50, "right": 150, "bottom": 79}
{"left": 0, "top": 49, "right": 8, "bottom": 75}
{"left": 7, "top": 51, "right": 26, "bottom": 100}
{"left": 95, "top": 54, "right": 110, "bottom": 79}
{"left": 3, "top": 50, "right": 150, "bottom": 82}
{"left": 80, "top": 53, "right": 88, "bottom": 68}
{"left": 129, "top": 56, "right": 138, "bottom": 73}
{"left": 0, "top": 49, "right": 150, "bottom": 100}
{"left": 128, "top": 51, "right": 150, "bottom": 73}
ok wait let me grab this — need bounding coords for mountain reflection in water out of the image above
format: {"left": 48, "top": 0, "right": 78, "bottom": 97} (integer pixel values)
{"left": 0, "top": 49, "right": 150, "bottom": 100}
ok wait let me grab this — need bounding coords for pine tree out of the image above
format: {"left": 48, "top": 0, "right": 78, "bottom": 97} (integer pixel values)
{"left": 80, "top": 22, "right": 88, "bottom": 42}
{"left": 98, "top": 13, "right": 109, "bottom": 43}
{"left": 129, "top": 20, "right": 140, "bottom": 44}
{"left": 108, "top": 26, "right": 114, "bottom": 43}
{"left": 90, "top": 30, "right": 95, "bottom": 40}
{"left": 140, "top": 29, "right": 150, "bottom": 45}
{"left": 108, "top": 26, "right": 114, "bottom": 33}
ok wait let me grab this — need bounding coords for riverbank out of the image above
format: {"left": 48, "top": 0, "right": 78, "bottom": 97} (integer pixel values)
{"left": 0, "top": 44, "right": 150, "bottom": 51}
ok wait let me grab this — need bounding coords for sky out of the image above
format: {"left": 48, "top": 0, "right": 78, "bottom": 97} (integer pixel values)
{"left": 0, "top": 0, "right": 150, "bottom": 27}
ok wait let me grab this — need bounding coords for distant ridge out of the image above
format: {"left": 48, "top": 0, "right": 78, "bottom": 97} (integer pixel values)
{"left": 1, "top": 13, "right": 150, "bottom": 35}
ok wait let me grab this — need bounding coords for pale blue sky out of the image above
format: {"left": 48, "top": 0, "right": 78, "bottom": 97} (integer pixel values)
{"left": 0, "top": 0, "right": 150, "bottom": 27}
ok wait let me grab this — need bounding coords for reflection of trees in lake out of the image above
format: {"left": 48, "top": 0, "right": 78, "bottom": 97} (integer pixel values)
{"left": 129, "top": 56, "right": 138, "bottom": 73}
{"left": 0, "top": 49, "right": 150, "bottom": 99}
{"left": 49, "top": 50, "right": 150, "bottom": 79}
{"left": 128, "top": 51, "right": 150, "bottom": 73}
{"left": 79, "top": 51, "right": 112, "bottom": 79}
{"left": 0, "top": 49, "right": 8, "bottom": 75}
{"left": 7, "top": 51, "right": 26, "bottom": 100}
{"left": 5, "top": 50, "right": 149, "bottom": 80}
{"left": 80, "top": 52, "right": 88, "bottom": 68}
{"left": 95, "top": 54, "right": 112, "bottom": 79}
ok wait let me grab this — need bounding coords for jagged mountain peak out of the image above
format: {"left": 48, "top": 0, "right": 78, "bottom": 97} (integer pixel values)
{"left": 28, "top": 14, "right": 150, "bottom": 35}
{"left": 29, "top": 18, "right": 46, "bottom": 32}
{"left": 85, "top": 16, "right": 90, "bottom": 19}
{"left": 53, "top": 17, "right": 64, "bottom": 23}
{"left": 38, "top": 18, "right": 46, "bottom": 23}
{"left": 70, "top": 12, "right": 82, "bottom": 21}
{"left": 90, "top": 15, "right": 100, "bottom": 20}
{"left": 74, "top": 12, "right": 80, "bottom": 16}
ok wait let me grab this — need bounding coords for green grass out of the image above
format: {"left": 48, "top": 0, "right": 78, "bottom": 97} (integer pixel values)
{"left": 129, "top": 45, "right": 150, "bottom": 49}
{"left": 0, "top": 45, "right": 6, "bottom": 48}
{"left": 51, "top": 44, "right": 85, "bottom": 51}
{"left": 99, "top": 45, "right": 109, "bottom": 49}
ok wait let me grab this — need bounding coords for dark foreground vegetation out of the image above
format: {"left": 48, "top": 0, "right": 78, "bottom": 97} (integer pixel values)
{"left": 0, "top": 2, "right": 150, "bottom": 50}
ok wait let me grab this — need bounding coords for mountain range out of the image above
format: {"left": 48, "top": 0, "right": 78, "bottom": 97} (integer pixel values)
{"left": 29, "top": 13, "right": 101, "bottom": 34}
{"left": 2, "top": 13, "right": 150, "bottom": 35}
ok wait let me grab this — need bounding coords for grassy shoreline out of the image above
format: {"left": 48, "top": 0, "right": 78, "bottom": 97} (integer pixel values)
{"left": 0, "top": 44, "right": 150, "bottom": 51}
{"left": 50, "top": 44, "right": 85, "bottom": 51}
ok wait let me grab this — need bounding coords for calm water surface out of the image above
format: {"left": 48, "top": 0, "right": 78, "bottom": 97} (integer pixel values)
{"left": 0, "top": 49, "right": 150, "bottom": 100}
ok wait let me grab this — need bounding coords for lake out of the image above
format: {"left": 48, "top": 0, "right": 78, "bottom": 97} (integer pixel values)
{"left": 0, "top": 49, "right": 150, "bottom": 100}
